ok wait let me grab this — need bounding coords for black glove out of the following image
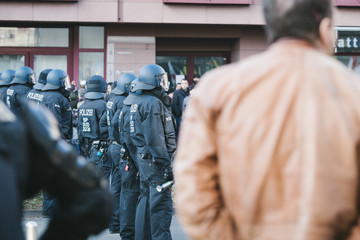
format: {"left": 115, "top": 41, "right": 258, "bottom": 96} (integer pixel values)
{"left": 163, "top": 167, "right": 173, "bottom": 181}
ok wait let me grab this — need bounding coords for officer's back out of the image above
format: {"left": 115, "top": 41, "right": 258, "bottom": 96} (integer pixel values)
{"left": 78, "top": 75, "right": 108, "bottom": 157}
{"left": 7, "top": 66, "right": 35, "bottom": 114}
{"left": 26, "top": 69, "right": 51, "bottom": 104}
{"left": 40, "top": 70, "right": 72, "bottom": 141}
{"left": 0, "top": 69, "right": 15, "bottom": 103}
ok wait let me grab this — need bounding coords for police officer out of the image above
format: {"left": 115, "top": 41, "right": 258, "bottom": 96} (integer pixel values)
{"left": 105, "top": 73, "right": 136, "bottom": 234}
{"left": 26, "top": 69, "right": 52, "bottom": 104}
{"left": 0, "top": 69, "right": 15, "bottom": 103}
{"left": 78, "top": 75, "right": 110, "bottom": 179}
{"left": 40, "top": 69, "right": 73, "bottom": 216}
{"left": 6, "top": 66, "right": 35, "bottom": 114}
{"left": 118, "top": 81, "right": 141, "bottom": 240}
{"left": 125, "top": 64, "right": 176, "bottom": 240}
{"left": 0, "top": 99, "right": 113, "bottom": 240}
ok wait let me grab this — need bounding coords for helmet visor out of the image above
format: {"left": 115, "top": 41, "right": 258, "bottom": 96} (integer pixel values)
{"left": 30, "top": 73, "right": 36, "bottom": 85}
{"left": 64, "top": 75, "right": 71, "bottom": 90}
{"left": 158, "top": 73, "right": 169, "bottom": 91}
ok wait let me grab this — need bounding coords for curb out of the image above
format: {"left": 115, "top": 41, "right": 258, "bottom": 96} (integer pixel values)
{"left": 23, "top": 210, "right": 44, "bottom": 219}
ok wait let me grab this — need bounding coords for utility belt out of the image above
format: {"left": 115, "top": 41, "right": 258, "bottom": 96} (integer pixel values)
{"left": 119, "top": 143, "right": 134, "bottom": 164}
{"left": 110, "top": 140, "right": 122, "bottom": 146}
{"left": 92, "top": 140, "right": 109, "bottom": 149}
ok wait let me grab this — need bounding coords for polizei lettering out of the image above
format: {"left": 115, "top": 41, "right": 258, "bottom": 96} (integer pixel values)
{"left": 27, "top": 92, "right": 44, "bottom": 102}
{"left": 79, "top": 109, "right": 94, "bottom": 116}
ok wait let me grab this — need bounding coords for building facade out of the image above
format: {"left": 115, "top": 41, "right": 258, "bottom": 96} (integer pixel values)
{"left": 0, "top": 0, "right": 358, "bottom": 89}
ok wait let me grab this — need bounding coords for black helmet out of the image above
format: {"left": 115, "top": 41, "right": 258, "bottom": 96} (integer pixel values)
{"left": 0, "top": 69, "right": 15, "bottom": 86}
{"left": 11, "top": 66, "right": 35, "bottom": 85}
{"left": 112, "top": 73, "right": 136, "bottom": 95}
{"left": 123, "top": 79, "right": 142, "bottom": 105}
{"left": 42, "top": 69, "right": 70, "bottom": 91}
{"left": 84, "top": 75, "right": 107, "bottom": 100}
{"left": 132, "top": 64, "right": 169, "bottom": 91}
{"left": 33, "top": 69, "right": 52, "bottom": 90}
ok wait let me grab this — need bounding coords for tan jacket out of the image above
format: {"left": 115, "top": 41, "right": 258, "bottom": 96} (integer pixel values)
{"left": 174, "top": 40, "right": 360, "bottom": 240}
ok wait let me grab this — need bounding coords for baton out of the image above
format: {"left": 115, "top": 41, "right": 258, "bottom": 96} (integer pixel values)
{"left": 156, "top": 181, "right": 174, "bottom": 192}
{"left": 26, "top": 221, "right": 38, "bottom": 240}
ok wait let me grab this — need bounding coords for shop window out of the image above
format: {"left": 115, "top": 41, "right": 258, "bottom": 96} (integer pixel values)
{"left": 79, "top": 26, "right": 104, "bottom": 49}
{"left": 79, "top": 52, "right": 104, "bottom": 82}
{"left": 164, "top": 0, "right": 252, "bottom": 4}
{"left": 0, "top": 27, "right": 69, "bottom": 47}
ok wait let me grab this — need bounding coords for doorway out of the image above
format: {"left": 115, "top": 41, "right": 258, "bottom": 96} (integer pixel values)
{"left": 156, "top": 51, "right": 230, "bottom": 92}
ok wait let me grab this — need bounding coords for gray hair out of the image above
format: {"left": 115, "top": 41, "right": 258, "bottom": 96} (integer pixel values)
{"left": 262, "top": 0, "right": 333, "bottom": 44}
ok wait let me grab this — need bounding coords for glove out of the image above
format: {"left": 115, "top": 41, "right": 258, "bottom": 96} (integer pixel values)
{"left": 163, "top": 167, "right": 173, "bottom": 181}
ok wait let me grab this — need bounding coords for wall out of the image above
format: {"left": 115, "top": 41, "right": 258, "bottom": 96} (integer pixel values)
{"left": 118, "top": 0, "right": 265, "bottom": 25}
{"left": 0, "top": 0, "right": 118, "bottom": 22}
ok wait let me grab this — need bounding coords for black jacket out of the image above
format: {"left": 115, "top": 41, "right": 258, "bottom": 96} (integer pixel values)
{"left": 171, "top": 88, "right": 189, "bottom": 118}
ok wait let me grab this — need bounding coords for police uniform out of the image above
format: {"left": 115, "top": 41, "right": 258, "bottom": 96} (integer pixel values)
{"left": 6, "top": 66, "right": 35, "bottom": 114}
{"left": 41, "top": 91, "right": 72, "bottom": 140}
{"left": 126, "top": 89, "right": 176, "bottom": 240}
{"left": 0, "top": 100, "right": 112, "bottom": 240}
{"left": 26, "top": 69, "right": 51, "bottom": 105}
{"left": 39, "top": 69, "right": 72, "bottom": 216}
{"left": 118, "top": 100, "right": 141, "bottom": 240}
{"left": 0, "top": 70, "right": 13, "bottom": 103}
{"left": 106, "top": 73, "right": 137, "bottom": 239}
{"left": 0, "top": 85, "right": 7, "bottom": 103}
{"left": 26, "top": 88, "right": 45, "bottom": 104}
{"left": 106, "top": 93, "right": 126, "bottom": 233}
{"left": 78, "top": 75, "right": 110, "bottom": 179}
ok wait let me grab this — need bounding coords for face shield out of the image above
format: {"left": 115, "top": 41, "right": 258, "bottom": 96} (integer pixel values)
{"left": 63, "top": 75, "right": 72, "bottom": 90}
{"left": 30, "top": 73, "right": 36, "bottom": 85}
{"left": 157, "top": 73, "right": 169, "bottom": 92}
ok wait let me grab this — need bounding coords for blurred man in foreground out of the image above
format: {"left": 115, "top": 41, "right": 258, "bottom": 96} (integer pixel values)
{"left": 175, "top": 0, "right": 360, "bottom": 239}
{"left": 0, "top": 99, "right": 112, "bottom": 240}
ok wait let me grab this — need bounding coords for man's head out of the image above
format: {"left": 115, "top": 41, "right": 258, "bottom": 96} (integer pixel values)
{"left": 193, "top": 74, "right": 200, "bottom": 84}
{"left": 181, "top": 79, "right": 189, "bottom": 91}
{"left": 263, "top": 0, "right": 333, "bottom": 54}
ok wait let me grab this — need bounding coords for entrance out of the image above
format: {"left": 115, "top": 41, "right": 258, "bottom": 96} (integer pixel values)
{"left": 0, "top": 51, "right": 71, "bottom": 81}
{"left": 156, "top": 51, "right": 230, "bottom": 91}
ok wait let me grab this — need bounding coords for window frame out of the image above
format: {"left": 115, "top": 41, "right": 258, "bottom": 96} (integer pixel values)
{"left": 335, "top": 0, "right": 360, "bottom": 7}
{"left": 163, "top": 0, "right": 252, "bottom": 4}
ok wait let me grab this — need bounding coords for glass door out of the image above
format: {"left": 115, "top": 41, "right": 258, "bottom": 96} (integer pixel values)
{"left": 0, "top": 54, "right": 26, "bottom": 73}
{"left": 33, "top": 54, "right": 68, "bottom": 79}
{"left": 156, "top": 51, "right": 230, "bottom": 92}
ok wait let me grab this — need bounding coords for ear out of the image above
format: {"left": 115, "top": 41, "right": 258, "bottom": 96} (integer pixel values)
{"left": 319, "top": 17, "right": 334, "bottom": 55}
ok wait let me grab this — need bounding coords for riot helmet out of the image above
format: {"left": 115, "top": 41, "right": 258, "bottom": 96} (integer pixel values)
{"left": 42, "top": 69, "right": 71, "bottom": 91}
{"left": 0, "top": 69, "right": 15, "bottom": 86}
{"left": 84, "top": 75, "right": 107, "bottom": 100}
{"left": 10, "top": 66, "right": 35, "bottom": 85}
{"left": 132, "top": 64, "right": 169, "bottom": 92}
{"left": 112, "top": 73, "right": 136, "bottom": 95}
{"left": 33, "top": 69, "right": 52, "bottom": 90}
{"left": 124, "top": 78, "right": 142, "bottom": 105}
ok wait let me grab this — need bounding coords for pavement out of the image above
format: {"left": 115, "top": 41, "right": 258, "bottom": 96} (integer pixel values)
{"left": 22, "top": 210, "right": 190, "bottom": 240}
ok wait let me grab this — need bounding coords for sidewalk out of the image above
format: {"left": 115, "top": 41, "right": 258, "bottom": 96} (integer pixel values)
{"left": 23, "top": 210, "right": 190, "bottom": 240}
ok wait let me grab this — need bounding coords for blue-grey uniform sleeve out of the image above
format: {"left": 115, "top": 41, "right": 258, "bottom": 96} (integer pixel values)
{"left": 98, "top": 103, "right": 108, "bottom": 140}
{"left": 141, "top": 101, "right": 171, "bottom": 167}
{"left": 163, "top": 105, "right": 177, "bottom": 158}
{"left": 61, "top": 98, "right": 72, "bottom": 140}
{"left": 112, "top": 108, "right": 121, "bottom": 144}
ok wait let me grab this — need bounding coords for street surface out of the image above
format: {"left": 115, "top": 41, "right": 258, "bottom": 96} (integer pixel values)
{"left": 23, "top": 211, "right": 190, "bottom": 240}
